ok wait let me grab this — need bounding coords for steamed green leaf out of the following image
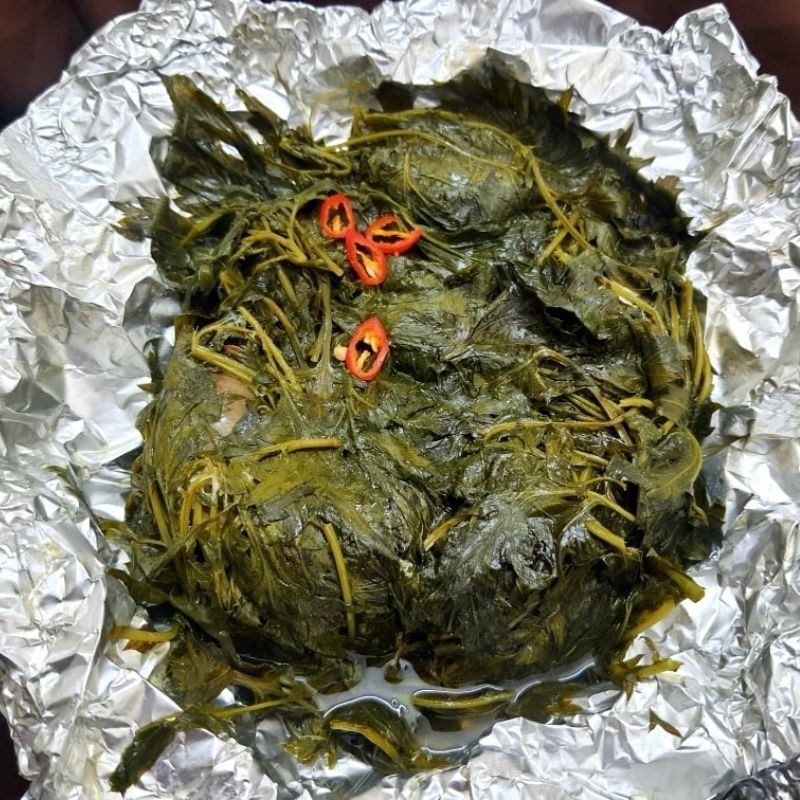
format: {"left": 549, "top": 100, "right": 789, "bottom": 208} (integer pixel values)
{"left": 108, "top": 60, "right": 719, "bottom": 789}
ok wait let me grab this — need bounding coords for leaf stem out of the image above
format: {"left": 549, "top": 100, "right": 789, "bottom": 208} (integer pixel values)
{"left": 411, "top": 688, "right": 512, "bottom": 714}
{"left": 483, "top": 412, "right": 634, "bottom": 440}
{"left": 257, "top": 298, "right": 306, "bottom": 367}
{"left": 585, "top": 518, "right": 637, "bottom": 557}
{"left": 624, "top": 598, "right": 676, "bottom": 640}
{"left": 601, "top": 277, "right": 667, "bottom": 334}
{"left": 147, "top": 482, "right": 172, "bottom": 544}
{"left": 251, "top": 437, "right": 341, "bottom": 460}
{"left": 646, "top": 553, "right": 705, "bottom": 602}
{"left": 328, "top": 719, "right": 402, "bottom": 765}
{"left": 315, "top": 521, "right": 356, "bottom": 639}
{"left": 110, "top": 625, "right": 179, "bottom": 643}
{"left": 527, "top": 153, "right": 590, "bottom": 249}
{"left": 190, "top": 337, "right": 257, "bottom": 385}
{"left": 538, "top": 213, "right": 580, "bottom": 264}
{"left": 422, "top": 510, "right": 472, "bottom": 551}
{"left": 586, "top": 491, "right": 636, "bottom": 523}
{"left": 238, "top": 305, "right": 299, "bottom": 388}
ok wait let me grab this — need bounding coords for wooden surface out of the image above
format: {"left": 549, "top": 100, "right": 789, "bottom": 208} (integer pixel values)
{"left": 0, "top": 1, "right": 797, "bottom": 797}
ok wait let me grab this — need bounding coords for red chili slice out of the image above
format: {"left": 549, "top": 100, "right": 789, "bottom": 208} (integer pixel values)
{"left": 319, "top": 193, "right": 356, "bottom": 239}
{"left": 345, "top": 317, "right": 390, "bottom": 382}
{"left": 345, "top": 229, "right": 388, "bottom": 286}
{"left": 365, "top": 214, "right": 422, "bottom": 254}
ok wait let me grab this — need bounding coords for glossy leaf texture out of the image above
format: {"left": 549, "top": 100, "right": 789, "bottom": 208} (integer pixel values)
{"left": 110, "top": 60, "right": 720, "bottom": 788}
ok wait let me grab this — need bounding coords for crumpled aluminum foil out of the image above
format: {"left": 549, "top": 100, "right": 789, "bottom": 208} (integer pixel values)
{"left": 1, "top": 0, "right": 798, "bottom": 797}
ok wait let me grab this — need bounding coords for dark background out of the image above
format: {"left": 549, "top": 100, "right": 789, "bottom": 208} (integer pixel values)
{"left": 0, "top": 0, "right": 797, "bottom": 797}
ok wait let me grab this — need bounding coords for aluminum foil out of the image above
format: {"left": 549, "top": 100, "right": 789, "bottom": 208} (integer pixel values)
{"left": 1, "top": 0, "right": 799, "bottom": 797}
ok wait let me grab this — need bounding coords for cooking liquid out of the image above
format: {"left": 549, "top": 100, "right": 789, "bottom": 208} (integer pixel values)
{"left": 316, "top": 653, "right": 599, "bottom": 765}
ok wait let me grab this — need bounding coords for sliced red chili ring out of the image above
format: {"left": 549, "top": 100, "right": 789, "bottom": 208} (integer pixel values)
{"left": 319, "top": 193, "right": 356, "bottom": 239}
{"left": 365, "top": 214, "right": 422, "bottom": 254}
{"left": 345, "top": 229, "right": 389, "bottom": 286}
{"left": 345, "top": 317, "right": 390, "bottom": 382}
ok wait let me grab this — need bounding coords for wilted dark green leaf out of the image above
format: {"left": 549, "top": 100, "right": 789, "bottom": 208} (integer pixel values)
{"left": 109, "top": 58, "right": 718, "bottom": 785}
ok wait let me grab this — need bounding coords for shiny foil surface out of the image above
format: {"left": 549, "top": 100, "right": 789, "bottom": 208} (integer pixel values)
{"left": 0, "top": 1, "right": 798, "bottom": 798}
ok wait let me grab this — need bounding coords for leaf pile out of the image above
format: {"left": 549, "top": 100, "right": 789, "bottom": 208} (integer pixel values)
{"left": 110, "top": 62, "right": 719, "bottom": 789}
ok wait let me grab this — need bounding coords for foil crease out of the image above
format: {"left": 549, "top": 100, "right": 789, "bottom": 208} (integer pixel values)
{"left": 0, "top": 0, "right": 798, "bottom": 798}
